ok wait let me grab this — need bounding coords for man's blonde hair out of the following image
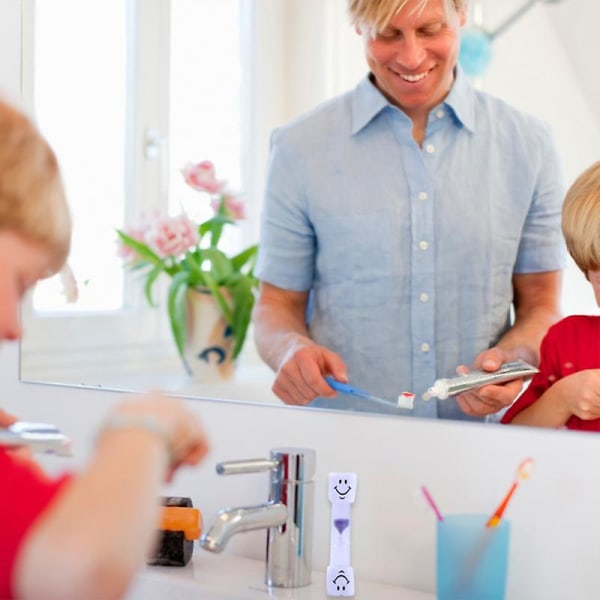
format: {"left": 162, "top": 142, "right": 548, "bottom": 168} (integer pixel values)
{"left": 348, "top": 0, "right": 466, "bottom": 34}
{"left": 0, "top": 99, "right": 71, "bottom": 274}
{"left": 561, "top": 161, "right": 600, "bottom": 276}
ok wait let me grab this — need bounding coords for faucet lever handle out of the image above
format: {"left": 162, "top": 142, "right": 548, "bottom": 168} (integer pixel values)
{"left": 216, "top": 458, "right": 278, "bottom": 475}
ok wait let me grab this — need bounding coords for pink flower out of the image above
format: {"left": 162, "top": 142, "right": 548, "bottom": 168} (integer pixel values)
{"left": 59, "top": 264, "right": 79, "bottom": 303}
{"left": 145, "top": 214, "right": 199, "bottom": 258}
{"left": 182, "top": 161, "right": 226, "bottom": 194}
{"left": 211, "top": 194, "right": 246, "bottom": 220}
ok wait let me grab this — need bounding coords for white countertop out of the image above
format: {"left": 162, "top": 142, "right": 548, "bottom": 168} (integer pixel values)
{"left": 126, "top": 552, "right": 435, "bottom": 600}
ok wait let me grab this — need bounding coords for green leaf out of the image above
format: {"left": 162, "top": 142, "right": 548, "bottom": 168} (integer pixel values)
{"left": 144, "top": 264, "right": 164, "bottom": 306}
{"left": 199, "top": 215, "right": 234, "bottom": 249}
{"left": 231, "top": 244, "right": 258, "bottom": 273}
{"left": 199, "top": 215, "right": 234, "bottom": 234}
{"left": 167, "top": 271, "right": 193, "bottom": 360}
{"left": 202, "top": 248, "right": 234, "bottom": 282}
{"left": 201, "top": 272, "right": 234, "bottom": 325}
{"left": 182, "top": 252, "right": 205, "bottom": 282}
{"left": 116, "top": 230, "right": 163, "bottom": 265}
{"left": 229, "top": 276, "right": 257, "bottom": 359}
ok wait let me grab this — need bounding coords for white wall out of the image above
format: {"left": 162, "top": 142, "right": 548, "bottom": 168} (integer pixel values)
{"left": 474, "top": 0, "right": 600, "bottom": 317}
{"left": 295, "top": 0, "right": 600, "bottom": 318}
{"left": 3, "top": 3, "right": 600, "bottom": 598}
{"left": 481, "top": 1, "right": 599, "bottom": 186}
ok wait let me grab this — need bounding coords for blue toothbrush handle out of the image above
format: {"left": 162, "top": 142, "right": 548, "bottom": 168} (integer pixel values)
{"left": 324, "top": 376, "right": 403, "bottom": 409}
{"left": 324, "top": 376, "right": 371, "bottom": 400}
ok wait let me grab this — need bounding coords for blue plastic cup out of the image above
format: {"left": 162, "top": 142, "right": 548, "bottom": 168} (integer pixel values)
{"left": 436, "top": 513, "right": 510, "bottom": 600}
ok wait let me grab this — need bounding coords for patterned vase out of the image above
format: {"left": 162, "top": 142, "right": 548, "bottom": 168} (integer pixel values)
{"left": 182, "top": 287, "right": 235, "bottom": 381}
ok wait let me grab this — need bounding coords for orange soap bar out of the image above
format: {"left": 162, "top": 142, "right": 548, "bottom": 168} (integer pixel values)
{"left": 159, "top": 506, "right": 202, "bottom": 541}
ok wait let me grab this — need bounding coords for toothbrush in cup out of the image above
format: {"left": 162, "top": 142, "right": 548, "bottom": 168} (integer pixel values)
{"left": 486, "top": 457, "right": 534, "bottom": 528}
{"left": 420, "top": 485, "right": 444, "bottom": 522}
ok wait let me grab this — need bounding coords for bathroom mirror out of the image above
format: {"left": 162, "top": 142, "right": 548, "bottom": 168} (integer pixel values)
{"left": 18, "top": 0, "right": 599, "bottom": 421}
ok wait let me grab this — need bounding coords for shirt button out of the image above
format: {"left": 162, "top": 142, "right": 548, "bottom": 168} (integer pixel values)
{"left": 419, "top": 292, "right": 429, "bottom": 303}
{"left": 419, "top": 240, "right": 429, "bottom": 250}
{"left": 425, "top": 144, "right": 435, "bottom": 153}
{"left": 418, "top": 191, "right": 428, "bottom": 201}
{"left": 421, "top": 343, "right": 430, "bottom": 353}
{"left": 436, "top": 110, "right": 445, "bottom": 119}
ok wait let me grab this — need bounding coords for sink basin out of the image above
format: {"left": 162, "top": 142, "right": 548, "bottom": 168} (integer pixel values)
{"left": 125, "top": 551, "right": 434, "bottom": 599}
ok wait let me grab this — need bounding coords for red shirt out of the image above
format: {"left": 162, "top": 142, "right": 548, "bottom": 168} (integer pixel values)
{"left": 0, "top": 448, "right": 71, "bottom": 599}
{"left": 502, "top": 315, "right": 600, "bottom": 430}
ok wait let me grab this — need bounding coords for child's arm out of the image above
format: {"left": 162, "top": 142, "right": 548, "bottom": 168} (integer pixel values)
{"left": 510, "top": 369, "right": 600, "bottom": 427}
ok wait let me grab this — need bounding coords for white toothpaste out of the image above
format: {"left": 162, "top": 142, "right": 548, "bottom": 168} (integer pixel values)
{"left": 422, "top": 360, "right": 539, "bottom": 401}
{"left": 397, "top": 392, "right": 416, "bottom": 410}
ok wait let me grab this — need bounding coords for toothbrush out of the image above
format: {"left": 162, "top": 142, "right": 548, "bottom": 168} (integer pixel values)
{"left": 486, "top": 457, "right": 534, "bottom": 527}
{"left": 420, "top": 485, "right": 444, "bottom": 522}
{"left": 325, "top": 377, "right": 415, "bottom": 410}
{"left": 0, "top": 422, "right": 73, "bottom": 456}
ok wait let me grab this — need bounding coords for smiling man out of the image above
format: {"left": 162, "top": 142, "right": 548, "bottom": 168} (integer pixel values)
{"left": 253, "top": 0, "right": 566, "bottom": 421}
{"left": 357, "top": 0, "right": 466, "bottom": 144}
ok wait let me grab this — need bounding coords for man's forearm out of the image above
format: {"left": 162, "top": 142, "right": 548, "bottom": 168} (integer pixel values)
{"left": 497, "top": 306, "right": 561, "bottom": 365}
{"left": 253, "top": 303, "right": 312, "bottom": 372}
{"left": 499, "top": 271, "right": 563, "bottom": 365}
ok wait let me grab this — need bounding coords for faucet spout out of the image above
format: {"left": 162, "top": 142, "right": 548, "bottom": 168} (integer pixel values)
{"left": 201, "top": 448, "right": 315, "bottom": 588}
{"left": 200, "top": 502, "right": 287, "bottom": 553}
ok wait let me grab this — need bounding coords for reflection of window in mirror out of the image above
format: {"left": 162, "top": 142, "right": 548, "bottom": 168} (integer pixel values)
{"left": 28, "top": 0, "right": 244, "bottom": 310}
{"left": 21, "top": 0, "right": 244, "bottom": 377}
{"left": 25, "top": 0, "right": 131, "bottom": 313}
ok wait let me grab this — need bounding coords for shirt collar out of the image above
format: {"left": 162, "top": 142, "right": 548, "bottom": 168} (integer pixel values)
{"left": 351, "top": 74, "right": 393, "bottom": 135}
{"left": 351, "top": 66, "right": 476, "bottom": 136}
{"left": 442, "top": 66, "right": 476, "bottom": 133}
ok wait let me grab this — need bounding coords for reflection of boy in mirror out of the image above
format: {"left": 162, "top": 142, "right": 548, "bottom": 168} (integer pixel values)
{"left": 0, "top": 99, "right": 209, "bottom": 599}
{"left": 253, "top": 0, "right": 566, "bottom": 421}
{"left": 501, "top": 162, "right": 600, "bottom": 430}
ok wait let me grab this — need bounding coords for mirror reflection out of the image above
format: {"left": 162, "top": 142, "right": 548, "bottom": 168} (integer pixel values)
{"left": 20, "top": 0, "right": 599, "bottom": 428}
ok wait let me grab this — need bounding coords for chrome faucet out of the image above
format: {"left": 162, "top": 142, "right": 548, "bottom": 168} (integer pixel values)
{"left": 200, "top": 447, "right": 316, "bottom": 588}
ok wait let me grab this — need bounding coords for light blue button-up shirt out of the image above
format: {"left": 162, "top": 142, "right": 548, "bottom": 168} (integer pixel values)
{"left": 256, "top": 69, "right": 566, "bottom": 421}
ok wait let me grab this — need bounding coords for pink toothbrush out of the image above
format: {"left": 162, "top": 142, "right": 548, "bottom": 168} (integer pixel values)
{"left": 421, "top": 485, "right": 444, "bottom": 522}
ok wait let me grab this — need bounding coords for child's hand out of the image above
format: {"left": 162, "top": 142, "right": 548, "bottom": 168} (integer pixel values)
{"left": 0, "top": 409, "right": 18, "bottom": 428}
{"left": 104, "top": 392, "right": 210, "bottom": 482}
{"left": 561, "top": 369, "right": 600, "bottom": 420}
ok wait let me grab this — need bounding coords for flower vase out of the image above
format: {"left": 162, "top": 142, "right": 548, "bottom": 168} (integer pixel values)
{"left": 182, "top": 288, "right": 235, "bottom": 381}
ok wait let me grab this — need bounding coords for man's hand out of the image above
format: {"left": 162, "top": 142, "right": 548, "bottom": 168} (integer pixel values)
{"left": 272, "top": 340, "right": 348, "bottom": 405}
{"left": 455, "top": 347, "right": 524, "bottom": 417}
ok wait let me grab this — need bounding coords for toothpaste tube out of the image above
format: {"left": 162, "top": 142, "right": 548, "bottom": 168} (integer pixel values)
{"left": 422, "top": 359, "right": 539, "bottom": 401}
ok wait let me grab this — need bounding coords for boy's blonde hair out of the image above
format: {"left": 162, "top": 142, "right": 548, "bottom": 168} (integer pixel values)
{"left": 561, "top": 161, "right": 600, "bottom": 276}
{"left": 348, "top": 0, "right": 466, "bottom": 35}
{"left": 0, "top": 99, "right": 71, "bottom": 274}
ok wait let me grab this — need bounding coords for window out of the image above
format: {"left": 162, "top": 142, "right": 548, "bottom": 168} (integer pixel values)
{"left": 25, "top": 0, "right": 130, "bottom": 312}
{"left": 21, "top": 0, "right": 245, "bottom": 379}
